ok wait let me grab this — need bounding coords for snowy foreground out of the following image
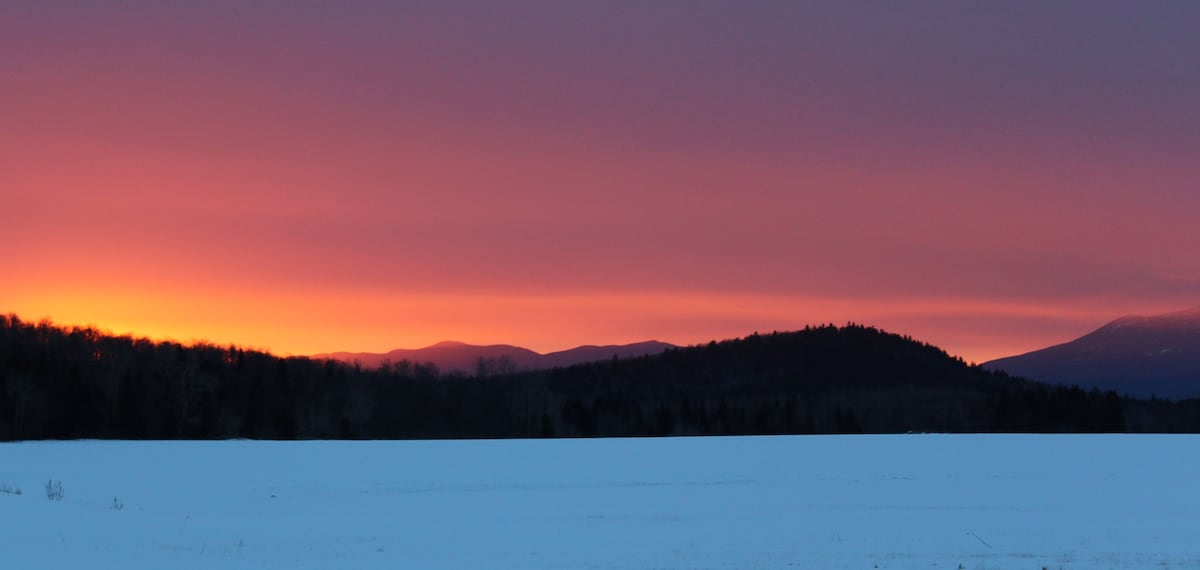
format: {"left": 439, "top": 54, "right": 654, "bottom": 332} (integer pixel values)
{"left": 1, "top": 435, "right": 1198, "bottom": 569}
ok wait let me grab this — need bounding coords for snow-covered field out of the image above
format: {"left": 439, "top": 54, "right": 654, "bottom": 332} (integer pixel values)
{"left": 1, "top": 435, "right": 1197, "bottom": 569}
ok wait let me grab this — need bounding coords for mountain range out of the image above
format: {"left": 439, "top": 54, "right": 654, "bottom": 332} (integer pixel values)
{"left": 321, "top": 306, "right": 1200, "bottom": 398}
{"left": 17, "top": 313, "right": 1193, "bottom": 441}
{"left": 984, "top": 306, "right": 1200, "bottom": 400}
{"left": 313, "top": 340, "right": 676, "bottom": 374}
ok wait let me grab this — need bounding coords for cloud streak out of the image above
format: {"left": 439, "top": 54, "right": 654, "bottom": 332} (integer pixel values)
{"left": 2, "top": 1, "right": 1198, "bottom": 362}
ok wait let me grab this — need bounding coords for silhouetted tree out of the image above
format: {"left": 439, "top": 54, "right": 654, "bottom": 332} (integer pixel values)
{"left": 3, "top": 315, "right": 1200, "bottom": 441}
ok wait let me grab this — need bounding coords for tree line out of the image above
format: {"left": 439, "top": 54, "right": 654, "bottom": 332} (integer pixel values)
{"left": 2, "top": 314, "right": 1198, "bottom": 441}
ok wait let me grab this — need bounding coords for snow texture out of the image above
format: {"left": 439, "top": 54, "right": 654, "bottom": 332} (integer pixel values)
{"left": 1, "top": 435, "right": 1198, "bottom": 569}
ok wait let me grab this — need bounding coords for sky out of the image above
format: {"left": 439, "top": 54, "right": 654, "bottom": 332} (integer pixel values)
{"left": 3, "top": 1, "right": 1198, "bottom": 363}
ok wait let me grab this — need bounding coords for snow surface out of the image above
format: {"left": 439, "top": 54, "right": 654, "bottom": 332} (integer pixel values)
{"left": 1, "top": 435, "right": 1198, "bottom": 569}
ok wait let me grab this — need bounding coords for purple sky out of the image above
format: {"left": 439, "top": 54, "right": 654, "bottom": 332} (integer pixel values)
{"left": 3, "top": 1, "right": 1198, "bottom": 361}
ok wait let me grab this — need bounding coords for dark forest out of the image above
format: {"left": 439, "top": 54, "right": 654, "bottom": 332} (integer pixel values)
{"left": 2, "top": 314, "right": 1198, "bottom": 441}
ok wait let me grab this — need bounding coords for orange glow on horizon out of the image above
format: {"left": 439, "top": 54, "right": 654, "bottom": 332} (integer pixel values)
{"left": 4, "top": 275, "right": 1173, "bottom": 363}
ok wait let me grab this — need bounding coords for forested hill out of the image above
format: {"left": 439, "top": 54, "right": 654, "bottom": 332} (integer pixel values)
{"left": 2, "top": 314, "right": 1198, "bottom": 441}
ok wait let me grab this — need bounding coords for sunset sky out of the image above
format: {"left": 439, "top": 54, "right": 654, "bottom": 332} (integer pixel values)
{"left": 3, "top": 2, "right": 1198, "bottom": 363}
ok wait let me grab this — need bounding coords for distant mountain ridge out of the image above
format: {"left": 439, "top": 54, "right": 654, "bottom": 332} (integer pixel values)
{"left": 9, "top": 313, "right": 1200, "bottom": 440}
{"left": 984, "top": 306, "right": 1200, "bottom": 399}
{"left": 313, "top": 340, "right": 676, "bottom": 374}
